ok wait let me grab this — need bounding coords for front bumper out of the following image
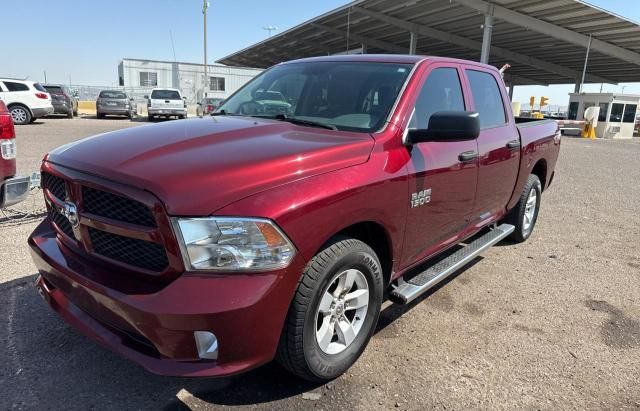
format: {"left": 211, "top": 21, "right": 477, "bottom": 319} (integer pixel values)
{"left": 32, "top": 106, "right": 55, "bottom": 118}
{"left": 0, "top": 175, "right": 30, "bottom": 207}
{"left": 148, "top": 108, "right": 187, "bottom": 116}
{"left": 28, "top": 219, "right": 305, "bottom": 377}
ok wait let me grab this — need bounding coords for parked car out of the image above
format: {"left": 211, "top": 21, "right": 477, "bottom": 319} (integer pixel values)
{"left": 96, "top": 90, "right": 137, "bottom": 119}
{"left": 43, "top": 84, "right": 78, "bottom": 118}
{"left": 0, "top": 100, "right": 30, "bottom": 207}
{"left": 0, "top": 78, "right": 53, "bottom": 125}
{"left": 196, "top": 97, "right": 224, "bottom": 116}
{"left": 30, "top": 55, "right": 561, "bottom": 382}
{"left": 145, "top": 88, "right": 187, "bottom": 120}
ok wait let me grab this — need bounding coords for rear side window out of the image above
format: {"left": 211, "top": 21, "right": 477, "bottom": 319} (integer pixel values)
{"left": 4, "top": 81, "right": 30, "bottom": 92}
{"left": 410, "top": 67, "right": 465, "bottom": 130}
{"left": 466, "top": 70, "right": 506, "bottom": 129}
{"left": 151, "top": 90, "right": 181, "bottom": 100}
{"left": 34, "top": 83, "right": 47, "bottom": 92}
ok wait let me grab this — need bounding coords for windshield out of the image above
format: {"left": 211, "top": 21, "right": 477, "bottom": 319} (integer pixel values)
{"left": 151, "top": 90, "right": 181, "bottom": 100}
{"left": 99, "top": 91, "right": 126, "bottom": 99}
{"left": 216, "top": 61, "right": 413, "bottom": 132}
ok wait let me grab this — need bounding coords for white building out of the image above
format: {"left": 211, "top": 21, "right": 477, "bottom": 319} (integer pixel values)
{"left": 118, "top": 58, "right": 263, "bottom": 103}
{"left": 567, "top": 92, "right": 639, "bottom": 139}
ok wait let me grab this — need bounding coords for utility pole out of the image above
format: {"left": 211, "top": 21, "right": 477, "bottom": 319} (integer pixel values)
{"left": 203, "top": 0, "right": 209, "bottom": 98}
{"left": 263, "top": 25, "right": 278, "bottom": 37}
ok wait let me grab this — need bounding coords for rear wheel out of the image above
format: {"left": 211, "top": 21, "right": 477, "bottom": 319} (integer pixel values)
{"left": 276, "top": 237, "right": 383, "bottom": 381}
{"left": 506, "top": 174, "right": 542, "bottom": 243}
{"left": 66, "top": 109, "right": 73, "bottom": 118}
{"left": 9, "top": 105, "right": 31, "bottom": 125}
{"left": 96, "top": 112, "right": 104, "bottom": 119}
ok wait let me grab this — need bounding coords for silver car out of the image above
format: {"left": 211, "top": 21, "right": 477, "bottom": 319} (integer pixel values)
{"left": 96, "top": 90, "right": 137, "bottom": 119}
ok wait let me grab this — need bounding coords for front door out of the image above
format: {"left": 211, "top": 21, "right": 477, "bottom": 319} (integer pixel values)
{"left": 401, "top": 65, "right": 479, "bottom": 267}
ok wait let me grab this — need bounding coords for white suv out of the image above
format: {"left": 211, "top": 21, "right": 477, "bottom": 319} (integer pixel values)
{"left": 145, "top": 88, "right": 187, "bottom": 120}
{"left": 0, "top": 79, "right": 54, "bottom": 125}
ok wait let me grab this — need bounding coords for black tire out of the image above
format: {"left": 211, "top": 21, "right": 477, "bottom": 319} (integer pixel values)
{"left": 96, "top": 112, "right": 104, "bottom": 119}
{"left": 73, "top": 109, "right": 78, "bottom": 117}
{"left": 66, "top": 109, "right": 73, "bottom": 119}
{"left": 148, "top": 114, "right": 154, "bottom": 121}
{"left": 9, "top": 105, "right": 31, "bottom": 125}
{"left": 276, "top": 237, "right": 384, "bottom": 382}
{"left": 506, "top": 174, "right": 542, "bottom": 243}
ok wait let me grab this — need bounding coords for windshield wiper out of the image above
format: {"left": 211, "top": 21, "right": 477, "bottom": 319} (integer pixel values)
{"left": 252, "top": 114, "right": 338, "bottom": 131}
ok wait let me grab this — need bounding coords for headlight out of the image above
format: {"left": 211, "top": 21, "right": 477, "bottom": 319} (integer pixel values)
{"left": 173, "top": 217, "right": 295, "bottom": 271}
{"left": 1, "top": 139, "right": 16, "bottom": 160}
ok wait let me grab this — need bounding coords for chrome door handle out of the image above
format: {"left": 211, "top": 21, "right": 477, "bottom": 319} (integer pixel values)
{"left": 458, "top": 151, "right": 478, "bottom": 162}
{"left": 506, "top": 139, "right": 521, "bottom": 149}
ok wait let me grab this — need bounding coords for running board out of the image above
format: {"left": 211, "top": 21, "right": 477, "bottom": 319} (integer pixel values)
{"left": 390, "top": 224, "right": 515, "bottom": 305}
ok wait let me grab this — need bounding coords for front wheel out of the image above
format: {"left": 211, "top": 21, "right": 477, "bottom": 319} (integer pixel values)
{"left": 276, "top": 237, "right": 383, "bottom": 381}
{"left": 506, "top": 174, "right": 542, "bottom": 243}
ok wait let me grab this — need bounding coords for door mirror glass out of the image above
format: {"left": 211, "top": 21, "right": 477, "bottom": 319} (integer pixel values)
{"left": 407, "top": 111, "right": 480, "bottom": 144}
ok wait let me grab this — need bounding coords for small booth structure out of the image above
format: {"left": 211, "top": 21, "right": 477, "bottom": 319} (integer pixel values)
{"left": 567, "top": 93, "right": 639, "bottom": 139}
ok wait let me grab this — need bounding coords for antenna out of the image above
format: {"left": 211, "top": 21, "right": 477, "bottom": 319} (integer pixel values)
{"left": 263, "top": 25, "right": 278, "bottom": 37}
{"left": 169, "top": 30, "right": 177, "bottom": 61}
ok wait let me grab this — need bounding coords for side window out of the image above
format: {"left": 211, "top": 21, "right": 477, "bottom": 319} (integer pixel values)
{"left": 597, "top": 102, "right": 608, "bottom": 122}
{"left": 4, "top": 81, "right": 29, "bottom": 92}
{"left": 466, "top": 70, "right": 506, "bottom": 129}
{"left": 623, "top": 104, "right": 637, "bottom": 123}
{"left": 410, "top": 67, "right": 465, "bottom": 129}
{"left": 610, "top": 103, "right": 624, "bottom": 122}
{"left": 567, "top": 102, "right": 579, "bottom": 120}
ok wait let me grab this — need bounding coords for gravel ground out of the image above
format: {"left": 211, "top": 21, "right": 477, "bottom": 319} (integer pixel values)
{"left": 1, "top": 116, "right": 639, "bottom": 410}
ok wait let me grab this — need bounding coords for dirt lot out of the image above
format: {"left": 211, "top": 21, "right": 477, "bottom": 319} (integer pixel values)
{"left": 1, "top": 116, "right": 639, "bottom": 410}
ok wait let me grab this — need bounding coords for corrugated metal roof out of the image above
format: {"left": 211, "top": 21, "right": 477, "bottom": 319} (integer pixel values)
{"left": 216, "top": 0, "right": 640, "bottom": 85}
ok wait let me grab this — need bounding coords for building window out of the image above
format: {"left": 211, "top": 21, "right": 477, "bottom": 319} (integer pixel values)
{"left": 623, "top": 104, "right": 637, "bottom": 123}
{"left": 139, "top": 72, "right": 157, "bottom": 87}
{"left": 597, "top": 102, "right": 608, "bottom": 122}
{"left": 567, "top": 102, "right": 579, "bottom": 120}
{"left": 209, "top": 76, "right": 225, "bottom": 91}
{"left": 609, "top": 103, "right": 624, "bottom": 122}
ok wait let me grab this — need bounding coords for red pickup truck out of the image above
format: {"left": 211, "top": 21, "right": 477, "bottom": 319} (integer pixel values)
{"left": 29, "top": 55, "right": 560, "bottom": 381}
{"left": 0, "top": 100, "right": 30, "bottom": 208}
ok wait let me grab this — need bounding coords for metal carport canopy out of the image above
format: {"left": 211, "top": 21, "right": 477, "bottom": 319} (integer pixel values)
{"left": 216, "top": 0, "right": 640, "bottom": 86}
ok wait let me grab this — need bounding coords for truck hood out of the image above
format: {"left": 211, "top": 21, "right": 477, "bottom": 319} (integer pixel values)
{"left": 47, "top": 116, "right": 374, "bottom": 215}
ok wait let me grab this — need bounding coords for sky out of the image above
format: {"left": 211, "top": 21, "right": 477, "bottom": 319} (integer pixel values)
{"left": 4, "top": 0, "right": 640, "bottom": 108}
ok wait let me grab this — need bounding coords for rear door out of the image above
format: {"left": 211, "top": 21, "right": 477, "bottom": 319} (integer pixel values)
{"left": 401, "top": 64, "right": 479, "bottom": 267}
{"left": 462, "top": 67, "right": 520, "bottom": 225}
{"left": 150, "top": 89, "right": 183, "bottom": 110}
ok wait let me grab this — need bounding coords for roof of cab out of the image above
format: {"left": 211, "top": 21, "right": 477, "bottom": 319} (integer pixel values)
{"left": 281, "top": 54, "right": 497, "bottom": 71}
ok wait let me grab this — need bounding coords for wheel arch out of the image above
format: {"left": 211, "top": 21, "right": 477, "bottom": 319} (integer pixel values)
{"left": 318, "top": 221, "right": 394, "bottom": 289}
{"left": 531, "top": 159, "right": 547, "bottom": 191}
{"left": 7, "top": 102, "right": 33, "bottom": 116}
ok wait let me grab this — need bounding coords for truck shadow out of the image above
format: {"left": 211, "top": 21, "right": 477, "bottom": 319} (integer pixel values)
{"left": 1, "top": 260, "right": 478, "bottom": 409}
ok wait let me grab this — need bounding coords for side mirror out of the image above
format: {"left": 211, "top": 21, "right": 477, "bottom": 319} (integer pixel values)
{"left": 130, "top": 97, "right": 134, "bottom": 101}
{"left": 143, "top": 95, "right": 149, "bottom": 99}
{"left": 407, "top": 111, "right": 480, "bottom": 144}
{"left": 183, "top": 97, "right": 187, "bottom": 100}
{"left": 197, "top": 102, "right": 202, "bottom": 105}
